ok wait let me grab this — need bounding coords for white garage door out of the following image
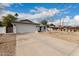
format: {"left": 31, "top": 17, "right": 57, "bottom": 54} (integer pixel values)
{"left": 15, "top": 23, "right": 37, "bottom": 33}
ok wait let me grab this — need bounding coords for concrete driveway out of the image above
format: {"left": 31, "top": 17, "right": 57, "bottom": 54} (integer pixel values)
{"left": 16, "top": 33, "right": 79, "bottom": 56}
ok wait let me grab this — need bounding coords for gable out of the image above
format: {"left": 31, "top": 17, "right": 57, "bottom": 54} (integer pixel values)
{"left": 13, "top": 19, "right": 39, "bottom": 25}
{"left": 21, "top": 19, "right": 33, "bottom": 23}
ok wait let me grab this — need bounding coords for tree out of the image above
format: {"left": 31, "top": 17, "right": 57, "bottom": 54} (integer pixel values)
{"left": 2, "top": 14, "right": 17, "bottom": 27}
{"left": 40, "top": 20, "right": 48, "bottom": 26}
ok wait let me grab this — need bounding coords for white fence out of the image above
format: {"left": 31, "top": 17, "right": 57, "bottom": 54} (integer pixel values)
{"left": 0, "top": 27, "right": 6, "bottom": 33}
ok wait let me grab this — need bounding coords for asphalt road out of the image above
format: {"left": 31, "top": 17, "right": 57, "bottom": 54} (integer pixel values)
{"left": 16, "top": 33, "right": 79, "bottom": 56}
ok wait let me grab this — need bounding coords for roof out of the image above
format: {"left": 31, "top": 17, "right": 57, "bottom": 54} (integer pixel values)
{"left": 13, "top": 19, "right": 39, "bottom": 25}
{"left": 21, "top": 19, "right": 34, "bottom": 23}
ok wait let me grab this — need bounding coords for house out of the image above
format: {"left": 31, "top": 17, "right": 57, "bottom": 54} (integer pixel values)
{"left": 12, "top": 19, "right": 40, "bottom": 33}
{"left": 36, "top": 24, "right": 47, "bottom": 32}
{"left": 0, "top": 19, "right": 40, "bottom": 33}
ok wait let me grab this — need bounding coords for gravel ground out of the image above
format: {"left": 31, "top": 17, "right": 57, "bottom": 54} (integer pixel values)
{"left": 42, "top": 31, "right": 79, "bottom": 44}
{"left": 0, "top": 34, "right": 16, "bottom": 56}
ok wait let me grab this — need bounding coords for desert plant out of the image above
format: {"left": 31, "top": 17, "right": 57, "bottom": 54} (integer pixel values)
{"left": 2, "top": 14, "right": 17, "bottom": 27}
{"left": 40, "top": 20, "right": 48, "bottom": 26}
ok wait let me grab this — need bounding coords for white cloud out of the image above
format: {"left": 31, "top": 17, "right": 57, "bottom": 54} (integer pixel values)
{"left": 0, "top": 6, "right": 60, "bottom": 22}
{"left": 12, "top": 7, "right": 60, "bottom": 22}
{"left": 53, "top": 16, "right": 70, "bottom": 26}
{"left": 18, "top": 13, "right": 32, "bottom": 19}
{"left": 0, "top": 3, "right": 13, "bottom": 20}
{"left": 0, "top": 10, "right": 16, "bottom": 21}
{"left": 30, "top": 7, "right": 48, "bottom": 13}
{"left": 30, "top": 9, "right": 37, "bottom": 13}
{"left": 0, "top": 10, "right": 31, "bottom": 20}
{"left": 0, "top": 10, "right": 33, "bottom": 21}
{"left": 74, "top": 15, "right": 79, "bottom": 21}
{"left": 29, "top": 7, "right": 60, "bottom": 20}
{"left": 35, "top": 7, "right": 48, "bottom": 13}
{"left": 30, "top": 7, "right": 59, "bottom": 14}
{"left": 53, "top": 15, "right": 79, "bottom": 26}
{"left": 0, "top": 3, "right": 13, "bottom": 8}
{"left": 0, "top": 3, "right": 27, "bottom": 21}
{"left": 0, "top": 4, "right": 79, "bottom": 27}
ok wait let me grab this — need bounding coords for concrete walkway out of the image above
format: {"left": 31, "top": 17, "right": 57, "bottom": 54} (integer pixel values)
{"left": 16, "top": 33, "right": 79, "bottom": 56}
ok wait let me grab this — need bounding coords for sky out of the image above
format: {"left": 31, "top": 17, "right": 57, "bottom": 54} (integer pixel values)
{"left": 0, "top": 3, "right": 79, "bottom": 26}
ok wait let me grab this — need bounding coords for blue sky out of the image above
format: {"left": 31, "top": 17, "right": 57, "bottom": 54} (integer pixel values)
{"left": 1, "top": 3, "right": 79, "bottom": 26}
{"left": 6, "top": 3, "right": 79, "bottom": 17}
{"left": 5, "top": 3, "right": 79, "bottom": 20}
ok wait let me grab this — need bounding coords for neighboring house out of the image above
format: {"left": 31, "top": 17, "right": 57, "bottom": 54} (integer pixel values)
{"left": 36, "top": 24, "right": 47, "bottom": 32}
{"left": 0, "top": 19, "right": 40, "bottom": 33}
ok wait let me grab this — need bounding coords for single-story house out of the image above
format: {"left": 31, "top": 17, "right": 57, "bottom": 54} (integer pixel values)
{"left": 0, "top": 19, "right": 47, "bottom": 33}
{"left": 12, "top": 19, "right": 40, "bottom": 33}
{"left": 36, "top": 24, "right": 47, "bottom": 32}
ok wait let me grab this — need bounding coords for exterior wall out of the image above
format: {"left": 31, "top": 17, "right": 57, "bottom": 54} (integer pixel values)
{"left": 0, "top": 27, "right": 6, "bottom": 33}
{"left": 13, "top": 25, "right": 16, "bottom": 33}
{"left": 13, "top": 23, "right": 38, "bottom": 33}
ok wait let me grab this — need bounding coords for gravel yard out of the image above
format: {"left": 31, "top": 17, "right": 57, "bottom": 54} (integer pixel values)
{"left": 0, "top": 34, "right": 16, "bottom": 56}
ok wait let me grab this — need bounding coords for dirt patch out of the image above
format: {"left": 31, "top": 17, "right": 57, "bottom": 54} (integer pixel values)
{"left": 0, "top": 33, "right": 16, "bottom": 56}
{"left": 40, "top": 31, "right": 79, "bottom": 44}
